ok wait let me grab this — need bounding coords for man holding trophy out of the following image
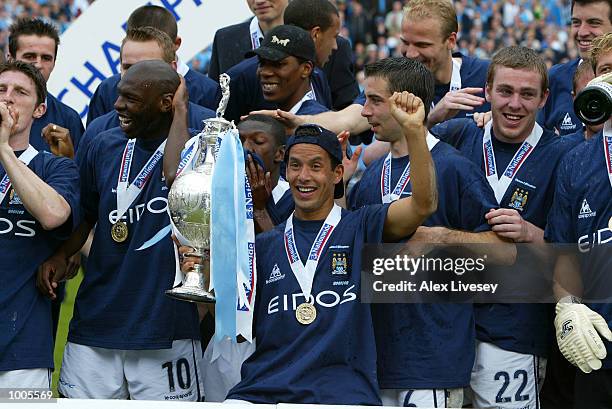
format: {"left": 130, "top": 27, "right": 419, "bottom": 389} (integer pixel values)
{"left": 171, "top": 82, "right": 438, "bottom": 402}
{"left": 37, "top": 61, "right": 202, "bottom": 401}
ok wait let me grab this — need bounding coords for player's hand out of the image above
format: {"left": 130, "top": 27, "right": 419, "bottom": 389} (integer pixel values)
{"left": 473, "top": 111, "right": 492, "bottom": 128}
{"left": 555, "top": 301, "right": 612, "bottom": 373}
{"left": 0, "top": 102, "right": 18, "bottom": 147}
{"left": 66, "top": 253, "right": 81, "bottom": 281}
{"left": 244, "top": 109, "right": 306, "bottom": 135}
{"left": 36, "top": 253, "right": 68, "bottom": 300}
{"left": 426, "top": 87, "right": 485, "bottom": 127}
{"left": 42, "top": 123, "right": 74, "bottom": 158}
{"left": 172, "top": 235, "right": 204, "bottom": 273}
{"left": 246, "top": 153, "right": 272, "bottom": 210}
{"left": 172, "top": 76, "right": 189, "bottom": 113}
{"left": 486, "top": 208, "right": 537, "bottom": 242}
{"left": 389, "top": 91, "right": 426, "bottom": 132}
{"left": 337, "top": 130, "right": 362, "bottom": 183}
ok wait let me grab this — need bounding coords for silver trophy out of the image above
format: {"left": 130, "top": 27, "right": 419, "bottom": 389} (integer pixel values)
{"left": 165, "top": 74, "right": 235, "bottom": 303}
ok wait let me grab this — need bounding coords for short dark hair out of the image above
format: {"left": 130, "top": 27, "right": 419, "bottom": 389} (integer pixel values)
{"left": 122, "top": 27, "right": 175, "bottom": 64}
{"left": 284, "top": 0, "right": 339, "bottom": 32}
{"left": 0, "top": 60, "right": 47, "bottom": 105}
{"left": 238, "top": 114, "right": 287, "bottom": 148}
{"left": 127, "top": 5, "right": 178, "bottom": 41}
{"left": 365, "top": 57, "right": 435, "bottom": 120}
{"left": 487, "top": 46, "right": 548, "bottom": 94}
{"left": 8, "top": 18, "right": 60, "bottom": 58}
{"left": 572, "top": 0, "right": 612, "bottom": 25}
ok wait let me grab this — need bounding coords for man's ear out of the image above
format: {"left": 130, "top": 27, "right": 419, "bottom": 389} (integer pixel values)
{"left": 274, "top": 145, "right": 285, "bottom": 164}
{"left": 160, "top": 93, "right": 174, "bottom": 113}
{"left": 174, "top": 36, "right": 182, "bottom": 53}
{"left": 301, "top": 61, "right": 314, "bottom": 79}
{"left": 33, "top": 102, "right": 46, "bottom": 119}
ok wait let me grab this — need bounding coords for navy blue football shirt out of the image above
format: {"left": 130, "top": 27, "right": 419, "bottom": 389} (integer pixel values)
{"left": 30, "top": 93, "right": 84, "bottom": 154}
{"left": 0, "top": 151, "right": 79, "bottom": 371}
{"left": 227, "top": 205, "right": 389, "bottom": 405}
{"left": 70, "top": 127, "right": 199, "bottom": 349}
{"left": 538, "top": 59, "right": 582, "bottom": 135}
{"left": 431, "top": 119, "right": 573, "bottom": 356}
{"left": 349, "top": 139, "right": 497, "bottom": 388}
{"left": 545, "top": 131, "right": 612, "bottom": 367}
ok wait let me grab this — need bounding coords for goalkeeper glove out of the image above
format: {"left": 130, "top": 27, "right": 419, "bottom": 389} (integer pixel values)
{"left": 555, "top": 297, "right": 612, "bottom": 373}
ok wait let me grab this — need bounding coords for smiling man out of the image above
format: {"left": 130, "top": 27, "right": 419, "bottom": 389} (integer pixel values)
{"left": 539, "top": 0, "right": 612, "bottom": 135}
{"left": 0, "top": 60, "right": 79, "bottom": 389}
{"left": 248, "top": 25, "right": 328, "bottom": 116}
{"left": 431, "top": 46, "right": 575, "bottom": 409}
{"left": 38, "top": 61, "right": 202, "bottom": 400}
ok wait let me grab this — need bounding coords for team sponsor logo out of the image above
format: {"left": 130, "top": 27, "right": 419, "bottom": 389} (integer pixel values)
{"left": 0, "top": 218, "right": 36, "bottom": 237}
{"left": 508, "top": 188, "right": 528, "bottom": 212}
{"left": 267, "top": 285, "right": 357, "bottom": 315}
{"left": 266, "top": 263, "right": 285, "bottom": 284}
{"left": 108, "top": 196, "right": 168, "bottom": 225}
{"left": 560, "top": 112, "right": 576, "bottom": 131}
{"left": 578, "top": 228, "right": 612, "bottom": 253}
{"left": 331, "top": 252, "right": 348, "bottom": 275}
{"left": 578, "top": 198, "right": 596, "bottom": 219}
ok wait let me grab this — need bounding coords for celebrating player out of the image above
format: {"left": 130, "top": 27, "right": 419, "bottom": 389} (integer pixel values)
{"left": 39, "top": 61, "right": 202, "bottom": 400}
{"left": 348, "top": 56, "right": 509, "bottom": 408}
{"left": 0, "top": 61, "right": 79, "bottom": 388}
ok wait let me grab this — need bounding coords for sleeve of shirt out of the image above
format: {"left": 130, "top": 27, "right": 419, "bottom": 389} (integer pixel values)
{"left": 42, "top": 155, "right": 81, "bottom": 239}
{"left": 429, "top": 119, "right": 468, "bottom": 147}
{"left": 362, "top": 203, "right": 391, "bottom": 243}
{"left": 544, "top": 155, "right": 575, "bottom": 243}
{"left": 456, "top": 165, "right": 496, "bottom": 233}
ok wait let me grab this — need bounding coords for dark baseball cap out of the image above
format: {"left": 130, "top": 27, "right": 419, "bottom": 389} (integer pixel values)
{"left": 245, "top": 25, "right": 316, "bottom": 63}
{"left": 285, "top": 124, "right": 344, "bottom": 199}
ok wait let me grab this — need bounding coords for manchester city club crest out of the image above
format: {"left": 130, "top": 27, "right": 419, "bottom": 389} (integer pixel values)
{"left": 508, "top": 188, "right": 528, "bottom": 212}
{"left": 8, "top": 188, "right": 22, "bottom": 206}
{"left": 331, "top": 252, "right": 349, "bottom": 275}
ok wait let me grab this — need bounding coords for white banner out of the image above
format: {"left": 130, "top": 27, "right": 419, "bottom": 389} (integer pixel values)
{"left": 47, "top": 0, "right": 251, "bottom": 121}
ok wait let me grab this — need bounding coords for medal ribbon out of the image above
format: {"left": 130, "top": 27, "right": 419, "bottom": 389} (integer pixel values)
{"left": 380, "top": 133, "right": 440, "bottom": 204}
{"left": 116, "top": 139, "right": 167, "bottom": 219}
{"left": 604, "top": 121, "right": 612, "bottom": 190}
{"left": 284, "top": 204, "right": 342, "bottom": 301}
{"left": 175, "top": 137, "right": 198, "bottom": 178}
{"left": 482, "top": 121, "right": 542, "bottom": 204}
{"left": 249, "top": 17, "right": 263, "bottom": 50}
{"left": 0, "top": 145, "right": 38, "bottom": 205}
{"left": 430, "top": 58, "right": 461, "bottom": 109}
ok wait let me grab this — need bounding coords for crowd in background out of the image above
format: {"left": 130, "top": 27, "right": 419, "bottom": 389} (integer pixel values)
{"left": 0, "top": 0, "right": 577, "bottom": 90}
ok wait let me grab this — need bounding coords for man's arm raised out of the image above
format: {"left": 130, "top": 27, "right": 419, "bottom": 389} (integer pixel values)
{"left": 383, "top": 92, "right": 437, "bottom": 241}
{"left": 163, "top": 76, "right": 190, "bottom": 187}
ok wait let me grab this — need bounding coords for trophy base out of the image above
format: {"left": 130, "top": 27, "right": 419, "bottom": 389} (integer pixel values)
{"left": 165, "top": 286, "right": 216, "bottom": 304}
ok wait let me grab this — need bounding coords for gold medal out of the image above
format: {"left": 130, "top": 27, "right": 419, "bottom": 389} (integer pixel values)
{"left": 295, "top": 302, "right": 316, "bottom": 325}
{"left": 111, "top": 221, "right": 129, "bottom": 243}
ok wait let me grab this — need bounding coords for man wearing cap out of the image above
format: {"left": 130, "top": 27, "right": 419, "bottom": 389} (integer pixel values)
{"left": 248, "top": 25, "right": 328, "bottom": 116}
{"left": 220, "top": 91, "right": 437, "bottom": 404}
